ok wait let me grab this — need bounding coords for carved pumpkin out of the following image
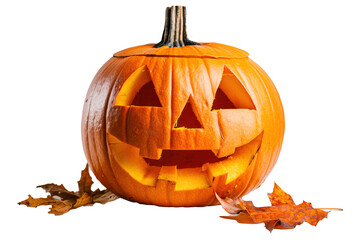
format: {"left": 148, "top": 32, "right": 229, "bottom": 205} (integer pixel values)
{"left": 81, "top": 6, "right": 285, "bottom": 206}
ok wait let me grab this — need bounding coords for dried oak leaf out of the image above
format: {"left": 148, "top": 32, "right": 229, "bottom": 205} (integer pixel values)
{"left": 216, "top": 183, "right": 342, "bottom": 232}
{"left": 19, "top": 164, "right": 119, "bottom": 215}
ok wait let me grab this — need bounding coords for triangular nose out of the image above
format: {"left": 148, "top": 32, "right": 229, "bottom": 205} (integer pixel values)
{"left": 174, "top": 100, "right": 203, "bottom": 129}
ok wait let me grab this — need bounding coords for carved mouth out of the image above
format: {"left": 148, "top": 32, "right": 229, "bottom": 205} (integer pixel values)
{"left": 144, "top": 150, "right": 230, "bottom": 169}
{"left": 108, "top": 132, "right": 263, "bottom": 191}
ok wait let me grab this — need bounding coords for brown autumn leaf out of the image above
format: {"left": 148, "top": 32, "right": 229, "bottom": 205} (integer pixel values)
{"left": 78, "top": 165, "right": 94, "bottom": 195}
{"left": 37, "top": 183, "right": 78, "bottom": 199}
{"left": 216, "top": 183, "right": 342, "bottom": 232}
{"left": 19, "top": 164, "right": 119, "bottom": 215}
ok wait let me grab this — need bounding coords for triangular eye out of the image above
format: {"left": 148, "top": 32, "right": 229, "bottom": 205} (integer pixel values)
{"left": 114, "top": 66, "right": 162, "bottom": 107}
{"left": 211, "top": 66, "right": 256, "bottom": 110}
{"left": 131, "top": 81, "right": 162, "bottom": 107}
{"left": 211, "top": 88, "right": 236, "bottom": 110}
{"left": 174, "top": 99, "right": 203, "bottom": 129}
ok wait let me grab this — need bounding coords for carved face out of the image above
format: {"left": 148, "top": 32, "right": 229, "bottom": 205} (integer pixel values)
{"left": 82, "top": 43, "right": 285, "bottom": 207}
{"left": 109, "top": 64, "right": 262, "bottom": 158}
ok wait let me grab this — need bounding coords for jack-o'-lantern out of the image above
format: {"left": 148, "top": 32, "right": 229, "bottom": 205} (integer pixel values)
{"left": 81, "top": 6, "right": 285, "bottom": 206}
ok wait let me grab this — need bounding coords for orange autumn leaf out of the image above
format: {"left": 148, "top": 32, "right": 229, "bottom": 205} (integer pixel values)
{"left": 73, "top": 192, "right": 93, "bottom": 209}
{"left": 19, "top": 164, "right": 118, "bottom": 215}
{"left": 216, "top": 183, "right": 342, "bottom": 232}
{"left": 19, "top": 195, "right": 62, "bottom": 208}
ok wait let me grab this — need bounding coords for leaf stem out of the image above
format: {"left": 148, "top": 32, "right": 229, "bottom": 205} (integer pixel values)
{"left": 316, "top": 208, "right": 343, "bottom": 211}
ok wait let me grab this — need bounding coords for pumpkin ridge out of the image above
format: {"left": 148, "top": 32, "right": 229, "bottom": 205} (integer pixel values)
{"left": 106, "top": 57, "right": 147, "bottom": 191}
{"left": 192, "top": 46, "right": 217, "bottom": 99}
{"left": 238, "top": 60, "right": 280, "bottom": 194}
{"left": 225, "top": 62, "right": 264, "bottom": 195}
{"left": 86, "top": 59, "right": 122, "bottom": 188}
{"left": 246, "top": 59, "right": 284, "bottom": 186}
{"left": 99, "top": 59, "right": 134, "bottom": 191}
{"left": 82, "top": 61, "right": 108, "bottom": 180}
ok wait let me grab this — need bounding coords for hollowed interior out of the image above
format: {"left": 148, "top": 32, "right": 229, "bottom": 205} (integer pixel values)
{"left": 144, "top": 150, "right": 228, "bottom": 169}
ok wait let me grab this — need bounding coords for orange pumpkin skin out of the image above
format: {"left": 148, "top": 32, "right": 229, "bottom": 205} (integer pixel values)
{"left": 81, "top": 42, "right": 285, "bottom": 206}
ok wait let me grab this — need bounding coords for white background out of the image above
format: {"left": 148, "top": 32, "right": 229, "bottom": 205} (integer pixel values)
{"left": 1, "top": 0, "right": 359, "bottom": 239}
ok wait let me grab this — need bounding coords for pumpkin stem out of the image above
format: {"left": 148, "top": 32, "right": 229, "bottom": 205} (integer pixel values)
{"left": 154, "top": 6, "right": 199, "bottom": 48}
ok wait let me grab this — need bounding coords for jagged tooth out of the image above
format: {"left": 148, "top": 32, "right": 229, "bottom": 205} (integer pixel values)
{"left": 140, "top": 148, "right": 163, "bottom": 160}
{"left": 211, "top": 149, "right": 219, "bottom": 156}
{"left": 204, "top": 162, "right": 228, "bottom": 186}
{"left": 202, "top": 163, "right": 209, "bottom": 171}
{"left": 157, "top": 165, "right": 177, "bottom": 183}
{"left": 142, "top": 166, "right": 160, "bottom": 187}
{"left": 216, "top": 146, "right": 236, "bottom": 158}
{"left": 154, "top": 149, "right": 163, "bottom": 159}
